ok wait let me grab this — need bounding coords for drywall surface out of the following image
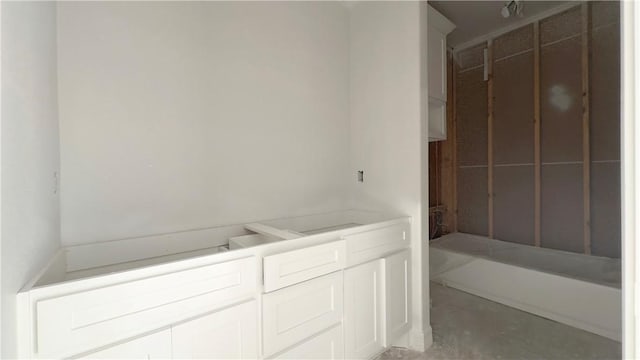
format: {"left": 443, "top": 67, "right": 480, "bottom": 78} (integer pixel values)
{"left": 57, "top": 2, "right": 350, "bottom": 245}
{"left": 1, "top": 2, "right": 61, "bottom": 357}
{"left": 348, "top": 1, "right": 428, "bottom": 350}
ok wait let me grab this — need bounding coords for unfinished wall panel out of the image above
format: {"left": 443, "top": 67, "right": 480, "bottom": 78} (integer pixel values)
{"left": 457, "top": 167, "right": 488, "bottom": 236}
{"left": 591, "top": 162, "right": 621, "bottom": 258}
{"left": 540, "top": 37, "right": 583, "bottom": 163}
{"left": 540, "top": 6, "right": 581, "bottom": 45}
{"left": 541, "top": 164, "right": 584, "bottom": 253}
{"left": 590, "top": 1, "right": 620, "bottom": 258}
{"left": 457, "top": 43, "right": 485, "bottom": 70}
{"left": 493, "top": 25, "right": 533, "bottom": 60}
{"left": 456, "top": 44, "right": 488, "bottom": 236}
{"left": 590, "top": 20, "right": 620, "bottom": 162}
{"left": 456, "top": 67, "right": 488, "bottom": 166}
{"left": 591, "top": 1, "right": 620, "bottom": 29}
{"left": 493, "top": 40, "right": 534, "bottom": 165}
{"left": 493, "top": 166, "right": 535, "bottom": 245}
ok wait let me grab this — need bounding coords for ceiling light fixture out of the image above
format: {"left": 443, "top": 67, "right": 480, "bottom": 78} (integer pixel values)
{"left": 501, "top": 0, "right": 523, "bottom": 18}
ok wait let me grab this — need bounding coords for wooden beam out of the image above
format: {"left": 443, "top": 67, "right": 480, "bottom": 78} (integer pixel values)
{"left": 487, "top": 40, "right": 494, "bottom": 239}
{"left": 534, "top": 21, "right": 541, "bottom": 247}
{"left": 581, "top": 3, "right": 591, "bottom": 255}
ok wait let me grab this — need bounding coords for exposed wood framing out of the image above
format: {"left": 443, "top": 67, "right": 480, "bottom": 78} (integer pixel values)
{"left": 581, "top": 3, "right": 591, "bottom": 254}
{"left": 534, "top": 21, "right": 541, "bottom": 247}
{"left": 487, "top": 40, "right": 494, "bottom": 239}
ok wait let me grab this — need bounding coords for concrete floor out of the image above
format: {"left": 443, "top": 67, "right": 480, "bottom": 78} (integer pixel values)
{"left": 377, "top": 282, "right": 621, "bottom": 360}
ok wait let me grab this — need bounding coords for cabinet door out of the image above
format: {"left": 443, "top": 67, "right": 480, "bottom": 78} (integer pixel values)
{"left": 78, "top": 329, "right": 171, "bottom": 359}
{"left": 171, "top": 300, "right": 257, "bottom": 359}
{"left": 344, "top": 260, "right": 384, "bottom": 359}
{"left": 271, "top": 325, "right": 344, "bottom": 360}
{"left": 263, "top": 272, "right": 343, "bottom": 357}
{"left": 382, "top": 250, "right": 411, "bottom": 346}
{"left": 428, "top": 29, "right": 447, "bottom": 102}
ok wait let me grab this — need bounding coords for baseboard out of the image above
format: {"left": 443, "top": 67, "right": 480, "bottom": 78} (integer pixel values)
{"left": 409, "top": 325, "right": 433, "bottom": 352}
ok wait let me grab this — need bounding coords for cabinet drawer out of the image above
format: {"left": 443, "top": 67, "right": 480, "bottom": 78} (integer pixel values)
{"left": 35, "top": 256, "right": 256, "bottom": 358}
{"left": 270, "top": 325, "right": 344, "bottom": 360}
{"left": 263, "top": 240, "right": 345, "bottom": 292}
{"left": 172, "top": 300, "right": 258, "bottom": 359}
{"left": 263, "top": 272, "right": 343, "bottom": 357}
{"left": 345, "top": 223, "right": 409, "bottom": 267}
{"left": 74, "top": 329, "right": 171, "bottom": 359}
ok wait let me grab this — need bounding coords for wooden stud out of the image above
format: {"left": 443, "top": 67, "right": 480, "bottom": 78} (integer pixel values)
{"left": 581, "top": 3, "right": 591, "bottom": 255}
{"left": 534, "top": 21, "right": 541, "bottom": 247}
{"left": 487, "top": 40, "right": 494, "bottom": 239}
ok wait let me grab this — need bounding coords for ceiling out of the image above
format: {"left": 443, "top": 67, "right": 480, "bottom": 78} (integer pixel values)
{"left": 429, "top": 1, "right": 571, "bottom": 48}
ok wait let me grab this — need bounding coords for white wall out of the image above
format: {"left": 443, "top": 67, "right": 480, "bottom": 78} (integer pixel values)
{"left": 1, "top": 2, "right": 61, "bottom": 358}
{"left": 57, "top": 2, "right": 350, "bottom": 245}
{"left": 348, "top": 1, "right": 430, "bottom": 350}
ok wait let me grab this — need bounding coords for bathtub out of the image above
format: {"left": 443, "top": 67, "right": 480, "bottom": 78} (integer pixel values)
{"left": 430, "top": 233, "right": 621, "bottom": 341}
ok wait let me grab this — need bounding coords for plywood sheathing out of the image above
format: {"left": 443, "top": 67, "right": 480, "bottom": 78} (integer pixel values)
{"left": 541, "top": 163, "right": 584, "bottom": 253}
{"left": 493, "top": 166, "right": 535, "bottom": 245}
{"left": 456, "top": 68, "right": 488, "bottom": 166}
{"left": 457, "top": 167, "right": 489, "bottom": 236}
{"left": 591, "top": 162, "right": 621, "bottom": 258}
{"left": 590, "top": 1, "right": 621, "bottom": 258}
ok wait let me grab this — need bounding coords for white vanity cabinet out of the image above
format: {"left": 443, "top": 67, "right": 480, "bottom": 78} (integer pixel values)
{"left": 427, "top": 4, "right": 455, "bottom": 142}
{"left": 271, "top": 325, "right": 344, "bottom": 360}
{"left": 18, "top": 211, "right": 413, "bottom": 360}
{"left": 382, "top": 249, "right": 411, "bottom": 344}
{"left": 344, "top": 249, "right": 411, "bottom": 359}
{"left": 344, "top": 260, "right": 385, "bottom": 359}
{"left": 171, "top": 301, "right": 258, "bottom": 359}
{"left": 79, "top": 329, "right": 172, "bottom": 359}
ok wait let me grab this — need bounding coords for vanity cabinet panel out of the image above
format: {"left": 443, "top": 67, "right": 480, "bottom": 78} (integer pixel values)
{"left": 344, "top": 260, "right": 385, "bottom": 359}
{"left": 270, "top": 325, "right": 344, "bottom": 360}
{"left": 35, "top": 256, "right": 256, "bottom": 358}
{"left": 263, "top": 272, "right": 343, "bottom": 357}
{"left": 345, "top": 223, "right": 409, "bottom": 267}
{"left": 171, "top": 300, "right": 258, "bottom": 359}
{"left": 77, "top": 329, "right": 171, "bottom": 359}
{"left": 263, "top": 240, "right": 346, "bottom": 292}
{"left": 382, "top": 250, "right": 412, "bottom": 345}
